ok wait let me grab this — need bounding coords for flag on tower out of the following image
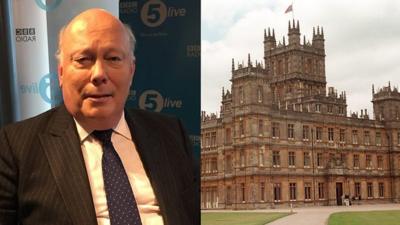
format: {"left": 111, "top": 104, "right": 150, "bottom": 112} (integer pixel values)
{"left": 285, "top": 4, "right": 293, "bottom": 14}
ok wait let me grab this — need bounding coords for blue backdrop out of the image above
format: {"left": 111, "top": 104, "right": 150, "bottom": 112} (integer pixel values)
{"left": 119, "top": 0, "right": 200, "bottom": 158}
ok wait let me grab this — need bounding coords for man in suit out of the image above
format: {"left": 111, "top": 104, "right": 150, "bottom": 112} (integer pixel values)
{"left": 0, "top": 8, "right": 198, "bottom": 225}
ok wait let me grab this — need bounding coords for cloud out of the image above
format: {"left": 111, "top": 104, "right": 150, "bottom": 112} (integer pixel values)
{"left": 202, "top": 0, "right": 400, "bottom": 117}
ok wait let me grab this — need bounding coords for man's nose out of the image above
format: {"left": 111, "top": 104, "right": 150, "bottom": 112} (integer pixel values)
{"left": 91, "top": 60, "right": 108, "bottom": 85}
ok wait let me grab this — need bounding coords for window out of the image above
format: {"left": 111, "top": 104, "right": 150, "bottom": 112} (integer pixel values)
{"left": 271, "top": 61, "right": 275, "bottom": 75}
{"left": 239, "top": 86, "right": 244, "bottom": 104}
{"left": 205, "top": 133, "right": 210, "bottom": 147}
{"left": 240, "top": 150, "right": 245, "bottom": 167}
{"left": 304, "top": 183, "right": 311, "bottom": 200}
{"left": 317, "top": 153, "right": 323, "bottom": 167}
{"left": 353, "top": 154, "right": 360, "bottom": 168}
{"left": 352, "top": 130, "right": 358, "bottom": 144}
{"left": 288, "top": 124, "right": 294, "bottom": 139}
{"left": 376, "top": 131, "right": 381, "bottom": 146}
{"left": 260, "top": 182, "right": 265, "bottom": 201}
{"left": 354, "top": 182, "right": 361, "bottom": 197}
{"left": 367, "top": 182, "right": 373, "bottom": 198}
{"left": 211, "top": 132, "right": 217, "bottom": 146}
{"left": 289, "top": 151, "right": 296, "bottom": 167}
{"left": 328, "top": 128, "right": 334, "bottom": 142}
{"left": 377, "top": 155, "right": 383, "bottom": 169}
{"left": 303, "top": 125, "right": 310, "bottom": 140}
{"left": 329, "top": 153, "right": 335, "bottom": 162}
{"left": 226, "top": 186, "right": 232, "bottom": 204}
{"left": 289, "top": 183, "right": 297, "bottom": 200}
{"left": 225, "top": 128, "right": 232, "bottom": 144}
{"left": 285, "top": 57, "right": 289, "bottom": 74}
{"left": 341, "top": 153, "right": 347, "bottom": 167}
{"left": 211, "top": 158, "right": 217, "bottom": 173}
{"left": 339, "top": 106, "right": 345, "bottom": 115}
{"left": 398, "top": 156, "right": 400, "bottom": 170}
{"left": 272, "top": 122, "right": 280, "bottom": 138}
{"left": 366, "top": 154, "right": 372, "bottom": 169}
{"left": 327, "top": 105, "right": 333, "bottom": 113}
{"left": 278, "top": 60, "right": 283, "bottom": 75}
{"left": 225, "top": 155, "right": 232, "bottom": 173}
{"left": 304, "top": 152, "right": 310, "bottom": 167}
{"left": 315, "top": 104, "right": 321, "bottom": 112}
{"left": 239, "top": 120, "right": 245, "bottom": 136}
{"left": 339, "top": 129, "right": 345, "bottom": 143}
{"left": 306, "top": 58, "right": 312, "bottom": 73}
{"left": 258, "top": 120, "right": 263, "bottom": 136}
{"left": 257, "top": 86, "right": 263, "bottom": 103}
{"left": 364, "top": 131, "right": 370, "bottom": 145}
{"left": 272, "top": 151, "right": 280, "bottom": 167}
{"left": 287, "top": 85, "right": 292, "bottom": 94}
{"left": 241, "top": 183, "right": 246, "bottom": 202}
{"left": 259, "top": 147, "right": 264, "bottom": 166}
{"left": 316, "top": 127, "right": 322, "bottom": 141}
{"left": 273, "top": 183, "right": 281, "bottom": 201}
{"left": 318, "top": 183, "right": 325, "bottom": 199}
{"left": 379, "top": 182, "right": 384, "bottom": 198}
{"left": 395, "top": 131, "right": 400, "bottom": 146}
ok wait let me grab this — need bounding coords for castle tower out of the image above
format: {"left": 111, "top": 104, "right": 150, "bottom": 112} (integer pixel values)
{"left": 264, "top": 20, "right": 327, "bottom": 105}
{"left": 264, "top": 28, "right": 276, "bottom": 51}
{"left": 312, "top": 26, "right": 325, "bottom": 49}
{"left": 230, "top": 54, "right": 271, "bottom": 114}
{"left": 264, "top": 27, "right": 276, "bottom": 72}
{"left": 372, "top": 83, "right": 400, "bottom": 121}
{"left": 288, "top": 19, "right": 300, "bottom": 46}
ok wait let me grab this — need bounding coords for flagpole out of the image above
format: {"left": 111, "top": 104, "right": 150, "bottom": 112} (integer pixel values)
{"left": 292, "top": 0, "right": 295, "bottom": 20}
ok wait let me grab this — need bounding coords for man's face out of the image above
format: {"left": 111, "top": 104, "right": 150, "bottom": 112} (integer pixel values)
{"left": 58, "top": 15, "right": 134, "bottom": 129}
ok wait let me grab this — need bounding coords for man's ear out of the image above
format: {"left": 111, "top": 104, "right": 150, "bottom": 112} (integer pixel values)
{"left": 58, "top": 64, "right": 63, "bottom": 87}
{"left": 131, "top": 61, "right": 135, "bottom": 76}
{"left": 130, "top": 59, "right": 135, "bottom": 84}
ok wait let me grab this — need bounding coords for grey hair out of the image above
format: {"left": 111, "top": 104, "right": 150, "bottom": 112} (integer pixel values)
{"left": 55, "top": 25, "right": 66, "bottom": 64}
{"left": 55, "top": 23, "right": 136, "bottom": 63}
{"left": 123, "top": 23, "right": 136, "bottom": 61}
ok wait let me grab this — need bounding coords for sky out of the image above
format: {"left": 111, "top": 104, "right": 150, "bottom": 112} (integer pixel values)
{"left": 201, "top": 0, "right": 400, "bottom": 119}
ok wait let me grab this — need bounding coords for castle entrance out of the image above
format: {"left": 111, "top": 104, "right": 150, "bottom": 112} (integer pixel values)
{"left": 336, "top": 182, "right": 343, "bottom": 205}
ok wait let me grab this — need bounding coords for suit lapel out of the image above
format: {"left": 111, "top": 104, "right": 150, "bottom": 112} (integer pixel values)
{"left": 125, "top": 109, "right": 189, "bottom": 225}
{"left": 125, "top": 110, "right": 175, "bottom": 225}
{"left": 39, "top": 106, "right": 97, "bottom": 225}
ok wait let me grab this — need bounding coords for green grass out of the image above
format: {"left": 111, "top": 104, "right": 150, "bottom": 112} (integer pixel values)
{"left": 328, "top": 210, "right": 400, "bottom": 225}
{"left": 201, "top": 212, "right": 291, "bottom": 225}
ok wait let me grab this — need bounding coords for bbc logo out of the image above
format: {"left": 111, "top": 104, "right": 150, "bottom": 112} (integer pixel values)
{"left": 16, "top": 28, "right": 36, "bottom": 36}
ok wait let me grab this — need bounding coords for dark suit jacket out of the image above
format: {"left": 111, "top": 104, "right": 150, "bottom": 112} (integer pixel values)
{"left": 0, "top": 105, "right": 199, "bottom": 225}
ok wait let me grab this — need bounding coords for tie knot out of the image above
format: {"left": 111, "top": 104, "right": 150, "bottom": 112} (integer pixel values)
{"left": 92, "top": 129, "right": 113, "bottom": 144}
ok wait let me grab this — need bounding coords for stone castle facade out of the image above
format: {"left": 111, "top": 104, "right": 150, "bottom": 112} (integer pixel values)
{"left": 201, "top": 20, "right": 400, "bottom": 209}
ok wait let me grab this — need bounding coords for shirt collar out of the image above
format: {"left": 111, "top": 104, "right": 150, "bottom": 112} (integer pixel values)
{"left": 74, "top": 112, "right": 132, "bottom": 143}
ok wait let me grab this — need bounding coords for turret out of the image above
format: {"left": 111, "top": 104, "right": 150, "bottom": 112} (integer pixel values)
{"left": 247, "top": 53, "right": 252, "bottom": 67}
{"left": 288, "top": 19, "right": 300, "bottom": 46}
{"left": 312, "top": 26, "right": 325, "bottom": 49}
{"left": 372, "top": 83, "right": 400, "bottom": 121}
{"left": 264, "top": 27, "right": 276, "bottom": 50}
{"left": 264, "top": 28, "right": 276, "bottom": 72}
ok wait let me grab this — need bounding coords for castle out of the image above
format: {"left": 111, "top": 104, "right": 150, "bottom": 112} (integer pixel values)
{"left": 201, "top": 20, "right": 400, "bottom": 209}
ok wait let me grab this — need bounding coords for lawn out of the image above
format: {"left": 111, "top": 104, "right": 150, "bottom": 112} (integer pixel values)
{"left": 201, "top": 212, "right": 291, "bottom": 225}
{"left": 328, "top": 210, "right": 400, "bottom": 225}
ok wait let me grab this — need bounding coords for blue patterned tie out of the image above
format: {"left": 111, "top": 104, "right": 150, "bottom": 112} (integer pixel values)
{"left": 92, "top": 129, "right": 142, "bottom": 225}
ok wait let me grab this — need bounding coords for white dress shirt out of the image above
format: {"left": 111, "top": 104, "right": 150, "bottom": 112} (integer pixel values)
{"left": 75, "top": 113, "right": 164, "bottom": 225}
